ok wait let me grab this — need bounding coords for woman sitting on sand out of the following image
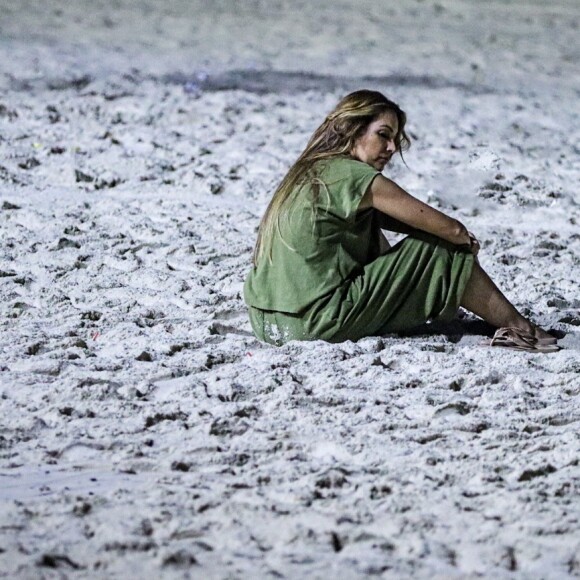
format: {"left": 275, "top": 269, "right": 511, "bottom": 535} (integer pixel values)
{"left": 244, "top": 90, "right": 558, "bottom": 352}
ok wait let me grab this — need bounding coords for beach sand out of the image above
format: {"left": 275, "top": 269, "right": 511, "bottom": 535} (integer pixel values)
{"left": 1, "top": 1, "right": 579, "bottom": 577}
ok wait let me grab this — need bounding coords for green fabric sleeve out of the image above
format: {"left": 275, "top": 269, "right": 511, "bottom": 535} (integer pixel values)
{"left": 317, "top": 158, "right": 380, "bottom": 222}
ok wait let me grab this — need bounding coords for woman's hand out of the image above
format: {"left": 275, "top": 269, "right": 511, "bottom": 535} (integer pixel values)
{"left": 468, "top": 231, "right": 480, "bottom": 256}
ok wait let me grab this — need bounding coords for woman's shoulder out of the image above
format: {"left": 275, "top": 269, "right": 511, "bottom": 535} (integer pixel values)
{"left": 308, "top": 157, "right": 380, "bottom": 220}
{"left": 316, "top": 155, "right": 378, "bottom": 174}
{"left": 316, "top": 156, "right": 378, "bottom": 180}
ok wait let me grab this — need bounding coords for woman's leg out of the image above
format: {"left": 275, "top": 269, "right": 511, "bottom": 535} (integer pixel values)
{"left": 325, "top": 234, "right": 475, "bottom": 341}
{"left": 460, "top": 260, "right": 553, "bottom": 340}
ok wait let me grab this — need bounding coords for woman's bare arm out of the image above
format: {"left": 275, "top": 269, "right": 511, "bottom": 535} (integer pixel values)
{"left": 376, "top": 213, "right": 419, "bottom": 235}
{"left": 360, "top": 174, "right": 472, "bottom": 246}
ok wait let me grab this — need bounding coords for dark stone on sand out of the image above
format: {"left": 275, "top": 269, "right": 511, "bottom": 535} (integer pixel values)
{"left": 18, "top": 157, "right": 41, "bottom": 170}
{"left": 315, "top": 468, "right": 349, "bottom": 489}
{"left": 330, "top": 532, "right": 343, "bottom": 553}
{"left": 2, "top": 201, "right": 21, "bottom": 210}
{"left": 56, "top": 237, "right": 81, "bottom": 250}
{"left": 433, "top": 401, "right": 472, "bottom": 417}
{"left": 233, "top": 453, "right": 251, "bottom": 466}
{"left": 94, "top": 176, "right": 122, "bottom": 190}
{"left": 103, "top": 540, "right": 156, "bottom": 552}
{"left": 209, "top": 417, "right": 250, "bottom": 437}
{"left": 144, "top": 411, "right": 188, "bottom": 429}
{"left": 81, "top": 311, "right": 102, "bottom": 321}
{"left": 233, "top": 405, "right": 260, "bottom": 419}
{"left": 73, "top": 501, "right": 92, "bottom": 517}
{"left": 559, "top": 314, "right": 580, "bottom": 326}
{"left": 547, "top": 297, "right": 572, "bottom": 308}
{"left": 13, "top": 275, "right": 33, "bottom": 286}
{"left": 46, "top": 105, "right": 62, "bottom": 123}
{"left": 0, "top": 166, "right": 25, "bottom": 185}
{"left": 536, "top": 240, "right": 565, "bottom": 251}
{"left": 37, "top": 553, "right": 83, "bottom": 570}
{"left": 210, "top": 181, "right": 223, "bottom": 194}
{"left": 518, "top": 464, "right": 557, "bottom": 482}
{"left": 47, "top": 75, "right": 92, "bottom": 91}
{"left": 171, "top": 460, "right": 191, "bottom": 472}
{"left": 168, "top": 342, "right": 193, "bottom": 356}
{"left": 162, "top": 550, "right": 198, "bottom": 567}
{"left": 75, "top": 169, "right": 94, "bottom": 183}
{"left": 0, "top": 104, "right": 18, "bottom": 120}
{"left": 370, "top": 484, "right": 393, "bottom": 499}
{"left": 26, "top": 342, "right": 43, "bottom": 356}
{"left": 501, "top": 547, "right": 518, "bottom": 571}
{"left": 482, "top": 181, "right": 511, "bottom": 192}
{"left": 449, "top": 380, "right": 462, "bottom": 391}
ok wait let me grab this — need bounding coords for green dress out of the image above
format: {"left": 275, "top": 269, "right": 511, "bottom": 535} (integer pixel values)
{"left": 244, "top": 157, "right": 474, "bottom": 345}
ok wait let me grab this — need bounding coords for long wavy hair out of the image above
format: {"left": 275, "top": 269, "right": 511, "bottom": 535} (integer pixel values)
{"left": 252, "top": 89, "right": 411, "bottom": 266}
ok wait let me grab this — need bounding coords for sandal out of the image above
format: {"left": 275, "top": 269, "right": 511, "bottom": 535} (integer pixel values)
{"left": 488, "top": 327, "right": 560, "bottom": 353}
{"left": 499, "top": 326, "right": 558, "bottom": 345}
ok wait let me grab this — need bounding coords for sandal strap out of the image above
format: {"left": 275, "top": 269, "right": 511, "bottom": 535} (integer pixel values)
{"left": 489, "top": 327, "right": 561, "bottom": 353}
{"left": 491, "top": 327, "right": 536, "bottom": 349}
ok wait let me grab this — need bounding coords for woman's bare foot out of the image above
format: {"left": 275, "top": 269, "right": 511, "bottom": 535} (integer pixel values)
{"left": 460, "top": 262, "right": 557, "bottom": 345}
{"left": 530, "top": 324, "right": 557, "bottom": 344}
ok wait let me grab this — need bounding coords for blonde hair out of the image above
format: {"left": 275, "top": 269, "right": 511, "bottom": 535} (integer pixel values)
{"left": 253, "top": 90, "right": 411, "bottom": 266}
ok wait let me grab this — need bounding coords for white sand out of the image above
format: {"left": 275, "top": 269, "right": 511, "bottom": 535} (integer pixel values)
{"left": 1, "top": 1, "right": 579, "bottom": 577}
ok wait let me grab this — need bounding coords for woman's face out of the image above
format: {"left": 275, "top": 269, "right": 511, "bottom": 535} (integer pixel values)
{"left": 350, "top": 111, "right": 399, "bottom": 171}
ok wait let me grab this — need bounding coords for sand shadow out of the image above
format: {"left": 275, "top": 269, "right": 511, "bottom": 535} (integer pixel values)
{"left": 398, "top": 318, "right": 566, "bottom": 343}
{"left": 165, "top": 70, "right": 493, "bottom": 96}
{"left": 399, "top": 319, "right": 500, "bottom": 343}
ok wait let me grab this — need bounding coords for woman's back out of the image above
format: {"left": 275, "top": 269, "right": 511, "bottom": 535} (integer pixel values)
{"left": 244, "top": 157, "right": 381, "bottom": 313}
